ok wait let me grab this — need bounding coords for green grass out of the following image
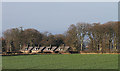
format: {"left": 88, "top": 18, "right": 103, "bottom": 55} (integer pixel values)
{"left": 2, "top": 54, "right": 118, "bottom": 69}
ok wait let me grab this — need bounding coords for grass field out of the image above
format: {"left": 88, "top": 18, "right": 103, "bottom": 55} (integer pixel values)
{"left": 2, "top": 54, "right": 118, "bottom": 69}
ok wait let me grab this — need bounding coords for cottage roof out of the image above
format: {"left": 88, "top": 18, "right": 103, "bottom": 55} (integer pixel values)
{"left": 20, "top": 46, "right": 34, "bottom": 51}
{"left": 32, "top": 46, "right": 45, "bottom": 52}
{"left": 43, "top": 46, "right": 57, "bottom": 52}
{"left": 55, "top": 46, "right": 70, "bottom": 52}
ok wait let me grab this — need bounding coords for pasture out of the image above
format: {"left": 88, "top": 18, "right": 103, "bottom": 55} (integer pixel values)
{"left": 2, "top": 54, "right": 118, "bottom": 69}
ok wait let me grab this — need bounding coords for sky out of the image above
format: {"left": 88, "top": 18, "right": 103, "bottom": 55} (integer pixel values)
{"left": 2, "top": 2, "right": 118, "bottom": 35}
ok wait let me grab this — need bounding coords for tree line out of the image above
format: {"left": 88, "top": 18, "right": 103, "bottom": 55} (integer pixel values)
{"left": 1, "top": 21, "right": 120, "bottom": 53}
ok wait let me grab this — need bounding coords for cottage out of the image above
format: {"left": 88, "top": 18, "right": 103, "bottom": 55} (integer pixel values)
{"left": 64, "top": 46, "right": 70, "bottom": 52}
{"left": 55, "top": 46, "right": 70, "bottom": 53}
{"left": 43, "top": 46, "right": 57, "bottom": 53}
{"left": 32, "top": 46, "right": 45, "bottom": 53}
{"left": 51, "top": 46, "right": 58, "bottom": 52}
{"left": 20, "top": 46, "right": 71, "bottom": 54}
{"left": 20, "top": 46, "right": 34, "bottom": 53}
{"left": 31, "top": 46, "right": 39, "bottom": 53}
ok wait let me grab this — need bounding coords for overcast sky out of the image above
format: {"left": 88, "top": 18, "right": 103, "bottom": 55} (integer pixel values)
{"left": 2, "top": 2, "right": 118, "bottom": 35}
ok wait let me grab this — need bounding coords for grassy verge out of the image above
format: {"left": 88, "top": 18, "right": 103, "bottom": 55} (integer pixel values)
{"left": 2, "top": 54, "right": 118, "bottom": 69}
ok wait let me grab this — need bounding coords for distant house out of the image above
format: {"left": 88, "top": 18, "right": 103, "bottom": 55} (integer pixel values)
{"left": 43, "top": 46, "right": 57, "bottom": 53}
{"left": 20, "top": 46, "right": 34, "bottom": 53}
{"left": 32, "top": 46, "right": 45, "bottom": 53}
{"left": 31, "top": 46, "right": 39, "bottom": 53}
{"left": 55, "top": 46, "right": 70, "bottom": 53}
{"left": 20, "top": 46, "right": 71, "bottom": 54}
{"left": 52, "top": 46, "right": 58, "bottom": 52}
{"left": 64, "top": 46, "right": 71, "bottom": 52}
